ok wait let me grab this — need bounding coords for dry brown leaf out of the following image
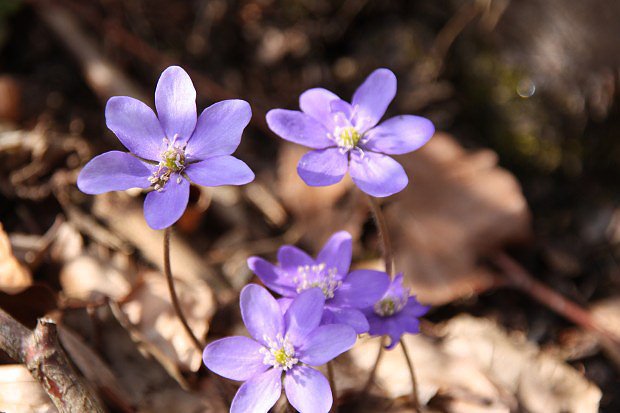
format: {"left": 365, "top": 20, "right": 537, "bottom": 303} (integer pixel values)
{"left": 0, "top": 222, "right": 32, "bottom": 293}
{"left": 60, "top": 254, "right": 132, "bottom": 302}
{"left": 387, "top": 132, "right": 531, "bottom": 305}
{"left": 440, "top": 315, "right": 601, "bottom": 413}
{"left": 345, "top": 315, "right": 600, "bottom": 413}
{"left": 0, "top": 365, "right": 56, "bottom": 413}
{"left": 122, "top": 270, "right": 214, "bottom": 372}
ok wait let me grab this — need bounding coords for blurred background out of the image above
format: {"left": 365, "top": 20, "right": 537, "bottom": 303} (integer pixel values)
{"left": 1, "top": 0, "right": 620, "bottom": 412}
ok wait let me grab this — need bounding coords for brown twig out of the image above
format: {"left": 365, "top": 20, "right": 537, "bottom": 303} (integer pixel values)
{"left": 0, "top": 308, "right": 106, "bottom": 412}
{"left": 494, "top": 251, "right": 620, "bottom": 368}
{"left": 163, "top": 228, "right": 204, "bottom": 354}
{"left": 362, "top": 337, "right": 386, "bottom": 394}
{"left": 367, "top": 196, "right": 394, "bottom": 276}
{"left": 400, "top": 338, "right": 421, "bottom": 412}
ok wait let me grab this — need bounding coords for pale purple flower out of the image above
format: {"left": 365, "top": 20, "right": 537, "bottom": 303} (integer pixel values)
{"left": 248, "top": 231, "right": 390, "bottom": 334}
{"left": 77, "top": 66, "right": 254, "bottom": 229}
{"left": 203, "top": 284, "right": 356, "bottom": 413}
{"left": 363, "top": 273, "right": 429, "bottom": 349}
{"left": 266, "top": 68, "right": 434, "bottom": 197}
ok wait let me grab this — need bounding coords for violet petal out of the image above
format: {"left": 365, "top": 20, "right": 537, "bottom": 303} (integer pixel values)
{"left": 284, "top": 288, "right": 325, "bottom": 346}
{"left": 247, "top": 257, "right": 297, "bottom": 297}
{"left": 316, "top": 231, "right": 352, "bottom": 278}
{"left": 185, "top": 156, "right": 254, "bottom": 187}
{"left": 349, "top": 151, "right": 408, "bottom": 197}
{"left": 362, "top": 115, "right": 434, "bottom": 155}
{"left": 240, "top": 284, "right": 284, "bottom": 347}
{"left": 297, "top": 148, "right": 348, "bottom": 186}
{"left": 266, "top": 109, "right": 333, "bottom": 149}
{"left": 186, "top": 99, "right": 251, "bottom": 160}
{"left": 143, "top": 176, "right": 190, "bottom": 230}
{"left": 351, "top": 68, "right": 396, "bottom": 133}
{"left": 77, "top": 151, "right": 152, "bottom": 194}
{"left": 299, "top": 88, "right": 340, "bottom": 131}
{"left": 330, "top": 269, "right": 390, "bottom": 308}
{"left": 284, "top": 365, "right": 332, "bottom": 413}
{"left": 297, "top": 324, "right": 356, "bottom": 366}
{"left": 230, "top": 367, "right": 282, "bottom": 413}
{"left": 105, "top": 96, "right": 165, "bottom": 160}
{"left": 202, "top": 336, "right": 268, "bottom": 381}
{"left": 325, "top": 306, "right": 370, "bottom": 334}
{"left": 277, "top": 245, "right": 314, "bottom": 270}
{"left": 154, "top": 66, "right": 197, "bottom": 142}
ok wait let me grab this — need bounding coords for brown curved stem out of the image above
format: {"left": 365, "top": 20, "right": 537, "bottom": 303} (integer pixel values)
{"left": 400, "top": 339, "right": 421, "bottom": 412}
{"left": 327, "top": 361, "right": 338, "bottom": 413}
{"left": 363, "top": 337, "right": 386, "bottom": 393}
{"left": 367, "top": 196, "right": 394, "bottom": 276}
{"left": 163, "top": 227, "right": 204, "bottom": 353}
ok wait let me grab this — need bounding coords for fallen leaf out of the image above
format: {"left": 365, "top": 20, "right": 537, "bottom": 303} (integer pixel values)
{"left": 122, "top": 270, "right": 214, "bottom": 372}
{"left": 344, "top": 315, "right": 600, "bottom": 413}
{"left": 0, "top": 364, "right": 56, "bottom": 413}
{"left": 0, "top": 222, "right": 32, "bottom": 293}
{"left": 60, "top": 253, "right": 132, "bottom": 302}
{"left": 387, "top": 132, "right": 531, "bottom": 305}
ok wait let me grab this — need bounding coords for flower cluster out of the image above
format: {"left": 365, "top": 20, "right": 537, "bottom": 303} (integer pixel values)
{"left": 77, "top": 66, "right": 434, "bottom": 413}
{"left": 203, "top": 231, "right": 428, "bottom": 412}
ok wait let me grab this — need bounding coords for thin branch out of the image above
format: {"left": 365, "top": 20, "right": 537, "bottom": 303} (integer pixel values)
{"left": 0, "top": 308, "right": 106, "bottom": 412}
{"left": 362, "top": 337, "right": 385, "bottom": 394}
{"left": 367, "top": 196, "right": 394, "bottom": 276}
{"left": 163, "top": 227, "right": 204, "bottom": 354}
{"left": 400, "top": 338, "right": 420, "bottom": 412}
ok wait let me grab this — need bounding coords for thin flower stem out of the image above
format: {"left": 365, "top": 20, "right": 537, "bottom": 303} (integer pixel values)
{"left": 400, "top": 338, "right": 420, "bottom": 412}
{"left": 367, "top": 195, "right": 394, "bottom": 276}
{"left": 363, "top": 337, "right": 386, "bottom": 393}
{"left": 327, "top": 361, "right": 338, "bottom": 413}
{"left": 163, "top": 227, "right": 204, "bottom": 354}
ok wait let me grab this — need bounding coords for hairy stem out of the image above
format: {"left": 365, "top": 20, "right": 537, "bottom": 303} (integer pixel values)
{"left": 363, "top": 337, "right": 386, "bottom": 393}
{"left": 163, "top": 227, "right": 204, "bottom": 353}
{"left": 327, "top": 360, "right": 338, "bottom": 413}
{"left": 367, "top": 196, "right": 394, "bottom": 276}
{"left": 400, "top": 338, "right": 420, "bottom": 412}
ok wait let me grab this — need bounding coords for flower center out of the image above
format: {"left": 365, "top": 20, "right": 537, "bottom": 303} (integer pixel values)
{"left": 149, "top": 136, "right": 187, "bottom": 191}
{"left": 336, "top": 126, "right": 361, "bottom": 151}
{"left": 260, "top": 333, "right": 298, "bottom": 371}
{"left": 374, "top": 294, "right": 407, "bottom": 317}
{"left": 294, "top": 263, "right": 342, "bottom": 299}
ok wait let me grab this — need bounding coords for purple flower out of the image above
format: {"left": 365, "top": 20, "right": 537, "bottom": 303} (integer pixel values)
{"left": 77, "top": 66, "right": 255, "bottom": 229}
{"left": 266, "top": 68, "right": 434, "bottom": 197}
{"left": 363, "top": 273, "right": 429, "bottom": 349}
{"left": 248, "top": 231, "right": 390, "bottom": 334}
{"left": 203, "top": 284, "right": 356, "bottom": 413}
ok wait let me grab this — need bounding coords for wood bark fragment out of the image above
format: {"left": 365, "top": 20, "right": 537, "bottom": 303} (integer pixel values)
{"left": 0, "top": 308, "right": 106, "bottom": 412}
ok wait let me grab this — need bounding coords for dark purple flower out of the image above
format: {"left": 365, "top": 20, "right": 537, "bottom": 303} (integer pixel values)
{"left": 363, "top": 273, "right": 429, "bottom": 349}
{"left": 203, "top": 284, "right": 356, "bottom": 413}
{"left": 77, "top": 66, "right": 254, "bottom": 229}
{"left": 266, "top": 68, "right": 434, "bottom": 197}
{"left": 248, "top": 231, "right": 390, "bottom": 334}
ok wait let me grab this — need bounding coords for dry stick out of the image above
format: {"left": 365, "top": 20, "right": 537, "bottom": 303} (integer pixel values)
{"left": 163, "top": 227, "right": 204, "bottom": 354}
{"left": 0, "top": 308, "right": 106, "bottom": 413}
{"left": 327, "top": 361, "right": 338, "bottom": 413}
{"left": 367, "top": 196, "right": 394, "bottom": 276}
{"left": 400, "top": 339, "right": 421, "bottom": 413}
{"left": 494, "top": 251, "right": 620, "bottom": 367}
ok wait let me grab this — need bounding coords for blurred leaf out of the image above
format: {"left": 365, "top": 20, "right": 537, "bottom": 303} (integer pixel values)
{"left": 0, "top": 222, "right": 31, "bottom": 293}
{"left": 0, "top": 364, "right": 56, "bottom": 413}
